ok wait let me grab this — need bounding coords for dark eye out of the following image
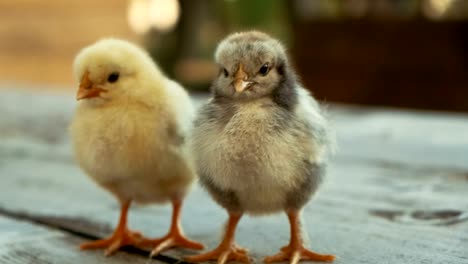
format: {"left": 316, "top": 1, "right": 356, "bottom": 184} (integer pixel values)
{"left": 222, "top": 68, "right": 229, "bottom": 77}
{"left": 107, "top": 72, "right": 119, "bottom": 83}
{"left": 259, "top": 63, "right": 270, "bottom": 76}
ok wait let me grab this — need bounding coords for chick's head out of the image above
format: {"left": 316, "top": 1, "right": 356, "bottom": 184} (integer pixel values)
{"left": 73, "top": 38, "right": 162, "bottom": 105}
{"left": 213, "top": 31, "right": 290, "bottom": 101}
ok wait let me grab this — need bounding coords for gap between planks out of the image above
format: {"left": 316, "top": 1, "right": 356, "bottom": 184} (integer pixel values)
{"left": 0, "top": 207, "right": 192, "bottom": 264}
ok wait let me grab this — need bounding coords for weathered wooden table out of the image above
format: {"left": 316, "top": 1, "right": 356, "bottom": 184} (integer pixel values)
{"left": 0, "top": 88, "right": 467, "bottom": 263}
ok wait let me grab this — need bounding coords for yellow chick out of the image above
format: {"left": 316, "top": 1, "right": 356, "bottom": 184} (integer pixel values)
{"left": 70, "top": 39, "right": 204, "bottom": 256}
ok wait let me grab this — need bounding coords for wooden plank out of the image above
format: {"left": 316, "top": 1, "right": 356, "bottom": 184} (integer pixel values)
{"left": 0, "top": 148, "right": 467, "bottom": 263}
{"left": 0, "top": 215, "right": 160, "bottom": 264}
{"left": 332, "top": 104, "right": 468, "bottom": 170}
{"left": 0, "top": 89, "right": 467, "bottom": 263}
{"left": 2, "top": 88, "right": 467, "bottom": 170}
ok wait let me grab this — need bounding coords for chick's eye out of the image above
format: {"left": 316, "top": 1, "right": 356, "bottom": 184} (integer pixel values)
{"left": 259, "top": 63, "right": 270, "bottom": 76}
{"left": 107, "top": 72, "right": 119, "bottom": 83}
{"left": 222, "top": 68, "right": 229, "bottom": 77}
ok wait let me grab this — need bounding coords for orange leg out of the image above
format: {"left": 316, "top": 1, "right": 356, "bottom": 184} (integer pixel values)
{"left": 264, "top": 210, "right": 335, "bottom": 264}
{"left": 140, "top": 199, "right": 204, "bottom": 257}
{"left": 186, "top": 211, "right": 250, "bottom": 264}
{"left": 80, "top": 200, "right": 143, "bottom": 256}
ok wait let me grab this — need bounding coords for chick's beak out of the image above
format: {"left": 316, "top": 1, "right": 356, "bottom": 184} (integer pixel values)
{"left": 76, "top": 71, "right": 106, "bottom": 100}
{"left": 233, "top": 64, "right": 253, "bottom": 93}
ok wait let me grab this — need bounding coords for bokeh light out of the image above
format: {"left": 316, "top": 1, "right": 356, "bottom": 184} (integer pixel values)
{"left": 128, "top": 0, "right": 180, "bottom": 34}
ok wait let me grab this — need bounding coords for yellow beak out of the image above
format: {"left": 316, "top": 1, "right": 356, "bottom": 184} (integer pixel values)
{"left": 233, "top": 64, "right": 253, "bottom": 93}
{"left": 77, "top": 71, "right": 106, "bottom": 100}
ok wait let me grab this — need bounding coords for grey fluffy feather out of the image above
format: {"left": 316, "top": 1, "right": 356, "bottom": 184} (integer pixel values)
{"left": 191, "top": 31, "right": 335, "bottom": 215}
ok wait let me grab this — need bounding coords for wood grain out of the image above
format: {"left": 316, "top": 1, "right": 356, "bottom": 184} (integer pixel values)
{"left": 0, "top": 215, "right": 161, "bottom": 264}
{"left": 0, "top": 89, "right": 467, "bottom": 263}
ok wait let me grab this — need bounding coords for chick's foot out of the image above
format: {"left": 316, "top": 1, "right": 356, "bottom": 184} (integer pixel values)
{"left": 265, "top": 210, "right": 335, "bottom": 263}
{"left": 186, "top": 243, "right": 250, "bottom": 264}
{"left": 187, "top": 211, "right": 249, "bottom": 263}
{"left": 264, "top": 244, "right": 335, "bottom": 264}
{"left": 142, "top": 231, "right": 204, "bottom": 257}
{"left": 140, "top": 199, "right": 204, "bottom": 257}
{"left": 80, "top": 229, "right": 143, "bottom": 256}
{"left": 79, "top": 200, "right": 145, "bottom": 256}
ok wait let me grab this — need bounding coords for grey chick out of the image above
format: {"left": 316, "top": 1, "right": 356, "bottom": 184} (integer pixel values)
{"left": 186, "top": 31, "right": 336, "bottom": 264}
